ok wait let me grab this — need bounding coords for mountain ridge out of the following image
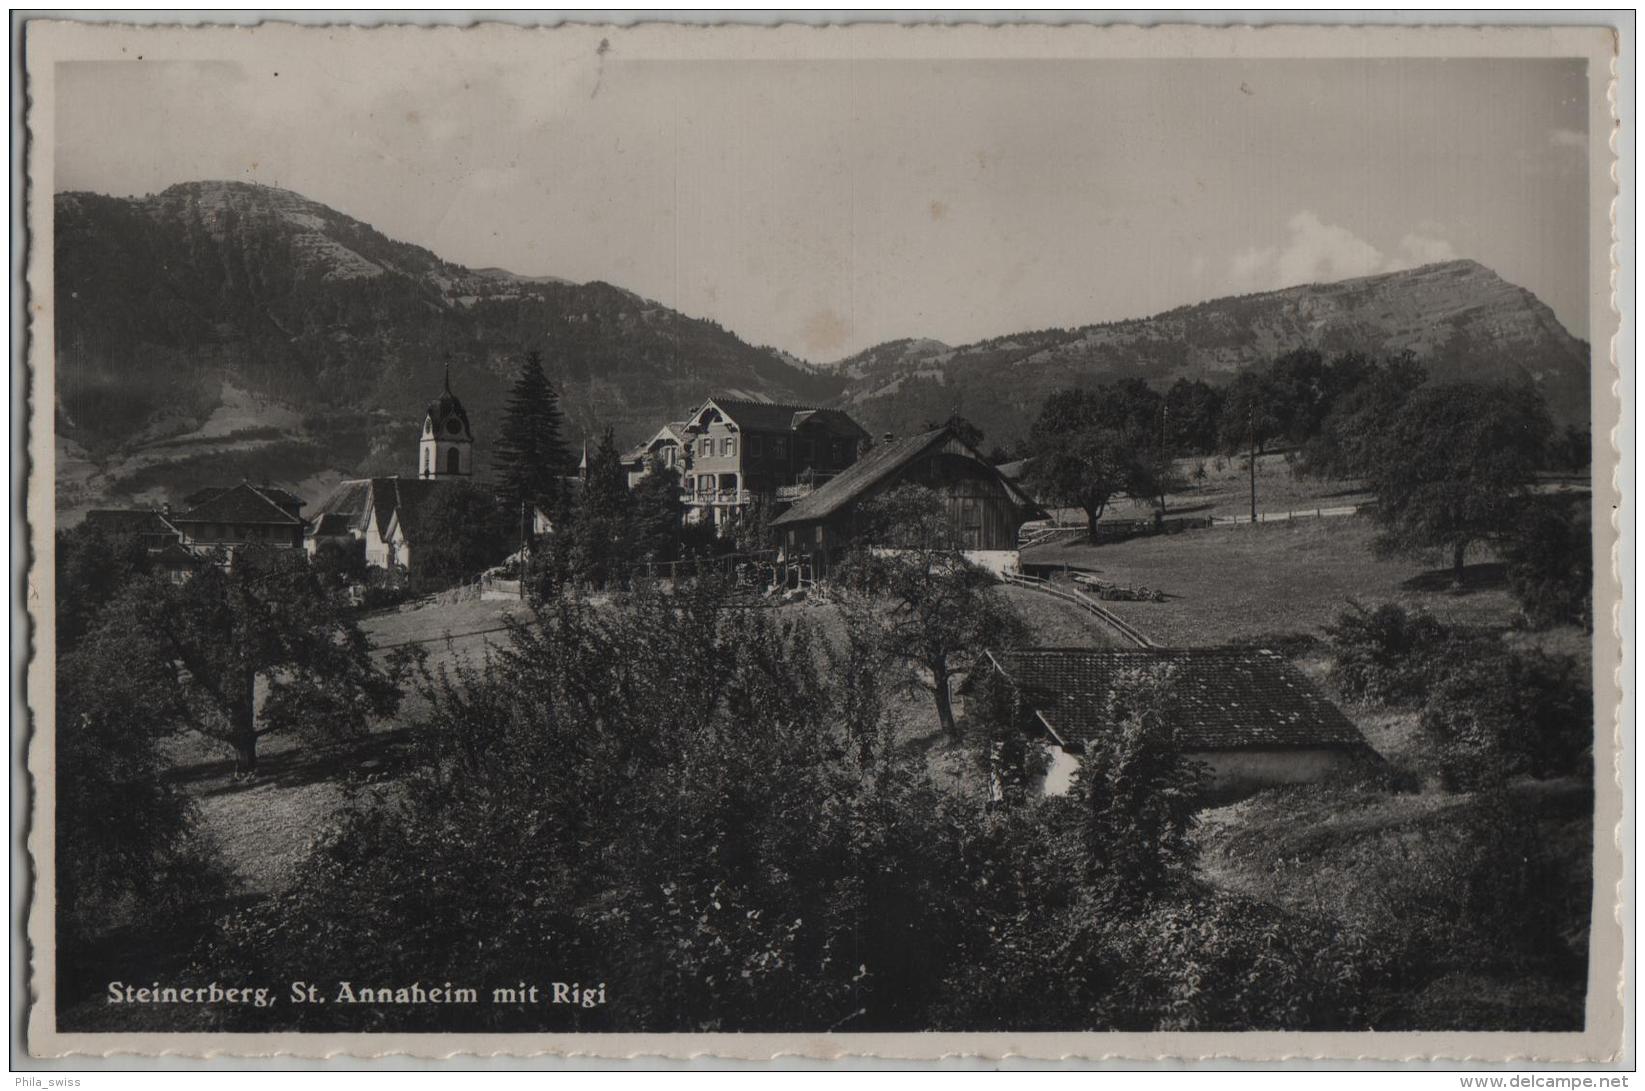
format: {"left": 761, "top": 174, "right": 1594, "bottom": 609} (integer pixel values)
{"left": 54, "top": 180, "right": 844, "bottom": 517}
{"left": 54, "top": 181, "right": 1589, "bottom": 518}
{"left": 829, "top": 258, "right": 1590, "bottom": 445}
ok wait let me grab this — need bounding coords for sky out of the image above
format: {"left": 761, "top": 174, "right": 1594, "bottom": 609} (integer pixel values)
{"left": 55, "top": 54, "right": 1591, "bottom": 359}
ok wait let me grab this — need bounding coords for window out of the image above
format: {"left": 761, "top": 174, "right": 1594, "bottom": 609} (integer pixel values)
{"left": 814, "top": 526, "right": 825, "bottom": 544}
{"left": 774, "top": 438, "right": 788, "bottom": 458}
{"left": 798, "top": 439, "right": 814, "bottom": 464}
{"left": 723, "top": 437, "right": 736, "bottom": 458}
{"left": 750, "top": 436, "right": 763, "bottom": 458}
{"left": 447, "top": 446, "right": 462, "bottom": 474}
{"left": 423, "top": 448, "right": 431, "bottom": 474}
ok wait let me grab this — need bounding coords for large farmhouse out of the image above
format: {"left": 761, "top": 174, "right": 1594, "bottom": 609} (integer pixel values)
{"left": 167, "top": 483, "right": 308, "bottom": 555}
{"left": 983, "top": 647, "right": 1375, "bottom": 800}
{"left": 769, "top": 425, "right": 1044, "bottom": 578}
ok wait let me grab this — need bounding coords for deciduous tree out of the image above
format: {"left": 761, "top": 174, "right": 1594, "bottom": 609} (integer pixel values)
{"left": 836, "top": 484, "right": 1024, "bottom": 738}
{"left": 1025, "top": 383, "right": 1168, "bottom": 542}
{"left": 1362, "top": 381, "right": 1552, "bottom": 586}
{"left": 103, "top": 549, "right": 404, "bottom": 774}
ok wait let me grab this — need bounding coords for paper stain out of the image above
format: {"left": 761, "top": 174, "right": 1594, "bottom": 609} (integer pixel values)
{"left": 929, "top": 200, "right": 949, "bottom": 222}
{"left": 591, "top": 38, "right": 611, "bottom": 98}
{"left": 801, "top": 309, "right": 850, "bottom": 356}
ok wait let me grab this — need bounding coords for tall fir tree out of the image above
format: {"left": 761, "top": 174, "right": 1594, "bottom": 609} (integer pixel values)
{"left": 493, "top": 349, "right": 573, "bottom": 534}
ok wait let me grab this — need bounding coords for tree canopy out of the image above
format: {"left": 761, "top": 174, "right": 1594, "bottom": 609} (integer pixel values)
{"left": 1361, "top": 381, "right": 1553, "bottom": 585}
{"left": 96, "top": 549, "right": 404, "bottom": 773}
{"left": 1024, "top": 382, "right": 1168, "bottom": 541}
{"left": 836, "top": 484, "right": 1024, "bottom": 738}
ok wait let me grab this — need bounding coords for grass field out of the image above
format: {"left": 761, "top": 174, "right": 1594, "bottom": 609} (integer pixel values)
{"left": 1042, "top": 452, "right": 1373, "bottom": 524}
{"left": 1024, "top": 514, "right": 1520, "bottom": 648}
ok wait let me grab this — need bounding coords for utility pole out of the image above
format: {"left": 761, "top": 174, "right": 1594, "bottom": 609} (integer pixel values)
{"left": 1248, "top": 405, "right": 1258, "bottom": 525}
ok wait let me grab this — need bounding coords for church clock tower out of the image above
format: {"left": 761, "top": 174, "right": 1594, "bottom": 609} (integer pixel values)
{"left": 419, "top": 365, "right": 474, "bottom": 479}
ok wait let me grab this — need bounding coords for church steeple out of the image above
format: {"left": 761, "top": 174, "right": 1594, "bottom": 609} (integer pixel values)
{"left": 419, "top": 363, "right": 474, "bottom": 479}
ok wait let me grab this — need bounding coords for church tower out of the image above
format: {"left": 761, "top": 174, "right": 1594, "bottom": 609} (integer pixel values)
{"left": 419, "top": 364, "right": 474, "bottom": 479}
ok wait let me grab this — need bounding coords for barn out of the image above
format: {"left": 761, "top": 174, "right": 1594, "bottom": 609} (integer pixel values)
{"left": 983, "top": 647, "right": 1376, "bottom": 801}
{"left": 767, "top": 425, "right": 1043, "bottom": 578}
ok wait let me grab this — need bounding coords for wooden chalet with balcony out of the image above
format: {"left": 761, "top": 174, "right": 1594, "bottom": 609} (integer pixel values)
{"left": 668, "top": 396, "right": 871, "bottom": 527}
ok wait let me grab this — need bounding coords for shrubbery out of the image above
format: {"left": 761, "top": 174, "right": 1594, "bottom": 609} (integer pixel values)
{"left": 1324, "top": 602, "right": 1591, "bottom": 787}
{"left": 1502, "top": 498, "right": 1593, "bottom": 630}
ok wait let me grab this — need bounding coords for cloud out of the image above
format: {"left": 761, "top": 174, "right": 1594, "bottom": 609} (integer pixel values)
{"left": 1392, "top": 231, "right": 1458, "bottom": 266}
{"left": 1228, "top": 211, "right": 1461, "bottom": 292}
{"left": 1549, "top": 127, "right": 1587, "bottom": 149}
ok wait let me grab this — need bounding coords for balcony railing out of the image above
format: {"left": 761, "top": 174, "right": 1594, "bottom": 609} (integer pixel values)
{"left": 683, "top": 489, "right": 753, "bottom": 505}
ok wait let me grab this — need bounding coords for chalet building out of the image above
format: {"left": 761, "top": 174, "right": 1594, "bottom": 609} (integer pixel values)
{"left": 768, "top": 425, "right": 1043, "bottom": 578}
{"left": 308, "top": 369, "right": 477, "bottom": 572}
{"left": 983, "top": 647, "right": 1375, "bottom": 802}
{"left": 663, "top": 396, "right": 870, "bottom": 527}
{"left": 167, "top": 483, "right": 307, "bottom": 557}
{"left": 622, "top": 422, "right": 691, "bottom": 488}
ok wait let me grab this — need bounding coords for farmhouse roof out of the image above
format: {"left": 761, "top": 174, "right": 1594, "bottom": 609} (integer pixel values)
{"left": 309, "top": 479, "right": 377, "bottom": 535}
{"left": 996, "top": 457, "right": 1033, "bottom": 481}
{"left": 82, "top": 508, "right": 179, "bottom": 537}
{"left": 153, "top": 541, "right": 204, "bottom": 569}
{"left": 172, "top": 483, "right": 305, "bottom": 527}
{"left": 696, "top": 396, "right": 869, "bottom": 438}
{"left": 311, "top": 511, "right": 355, "bottom": 536}
{"left": 384, "top": 479, "right": 449, "bottom": 543}
{"left": 770, "top": 426, "right": 1041, "bottom": 527}
{"left": 988, "top": 647, "right": 1369, "bottom": 753}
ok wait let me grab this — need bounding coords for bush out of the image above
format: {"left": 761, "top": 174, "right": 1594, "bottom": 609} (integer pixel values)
{"left": 1422, "top": 649, "right": 1592, "bottom": 790}
{"left": 1502, "top": 499, "right": 1593, "bottom": 630}
{"left": 1324, "top": 602, "right": 1469, "bottom": 706}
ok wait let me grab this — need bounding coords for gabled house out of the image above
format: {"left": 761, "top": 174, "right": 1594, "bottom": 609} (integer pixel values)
{"left": 622, "top": 421, "right": 692, "bottom": 488}
{"left": 768, "top": 425, "right": 1044, "bottom": 578}
{"left": 983, "top": 647, "right": 1375, "bottom": 800}
{"left": 673, "top": 396, "right": 870, "bottom": 526}
{"left": 167, "top": 482, "right": 307, "bottom": 557}
{"left": 306, "top": 476, "right": 450, "bottom": 572}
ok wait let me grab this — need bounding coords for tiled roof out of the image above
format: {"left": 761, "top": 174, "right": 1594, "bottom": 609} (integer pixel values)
{"left": 172, "top": 483, "right": 305, "bottom": 527}
{"left": 82, "top": 509, "right": 178, "bottom": 537}
{"left": 311, "top": 511, "right": 355, "bottom": 536}
{"left": 624, "top": 421, "right": 691, "bottom": 463}
{"left": 989, "top": 647, "right": 1369, "bottom": 753}
{"left": 770, "top": 426, "right": 1041, "bottom": 527}
{"left": 698, "top": 396, "right": 868, "bottom": 438}
{"left": 385, "top": 479, "right": 451, "bottom": 544}
{"left": 153, "top": 542, "right": 203, "bottom": 568}
{"left": 310, "top": 479, "right": 377, "bottom": 535}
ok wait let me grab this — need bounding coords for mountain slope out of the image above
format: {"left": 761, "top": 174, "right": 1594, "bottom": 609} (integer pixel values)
{"left": 835, "top": 261, "right": 1590, "bottom": 446}
{"left": 54, "top": 181, "right": 843, "bottom": 516}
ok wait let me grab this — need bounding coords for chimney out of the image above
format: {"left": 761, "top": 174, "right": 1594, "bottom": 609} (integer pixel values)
{"left": 882, "top": 432, "right": 895, "bottom": 444}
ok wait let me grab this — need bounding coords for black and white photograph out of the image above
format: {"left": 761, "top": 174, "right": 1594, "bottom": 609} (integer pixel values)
{"left": 21, "top": 19, "right": 1625, "bottom": 1062}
